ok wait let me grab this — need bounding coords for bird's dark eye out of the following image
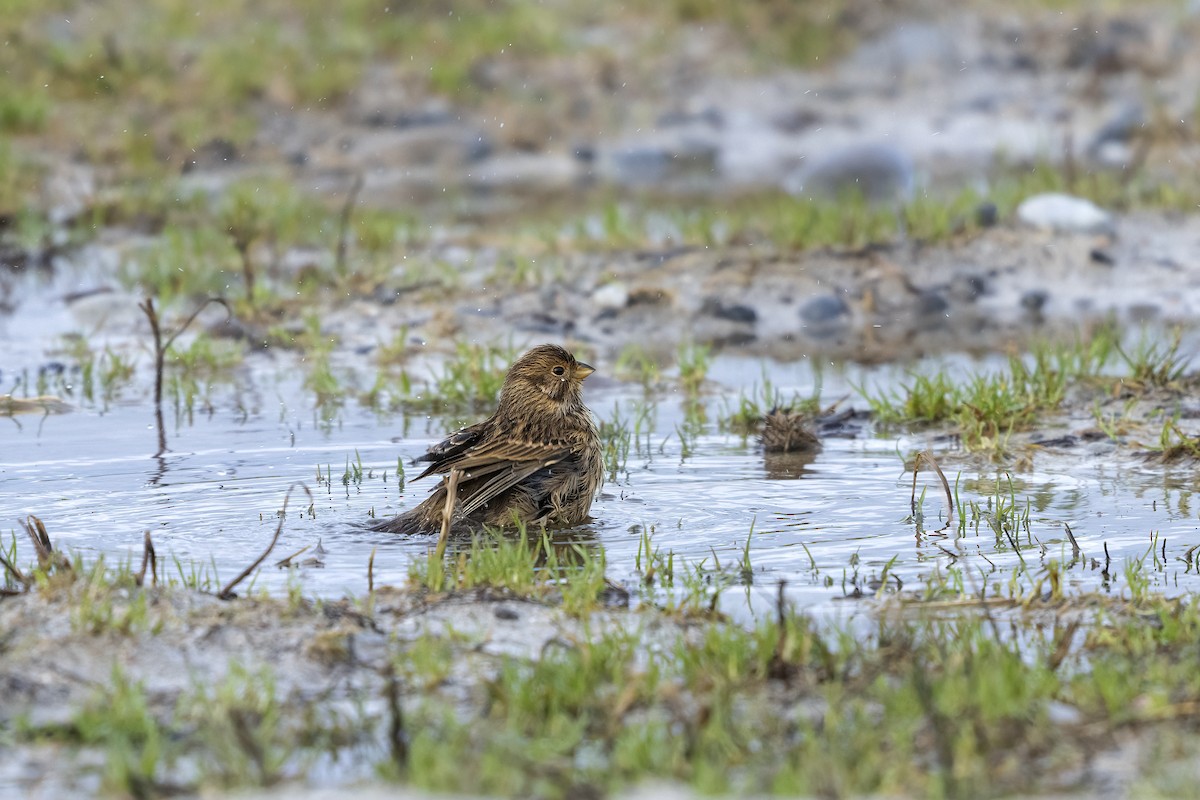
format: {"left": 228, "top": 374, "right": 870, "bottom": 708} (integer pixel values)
{"left": 552, "top": 366, "right": 565, "bottom": 376}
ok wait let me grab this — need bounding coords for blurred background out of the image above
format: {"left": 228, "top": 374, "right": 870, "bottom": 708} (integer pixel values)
{"left": 3, "top": 0, "right": 1200, "bottom": 364}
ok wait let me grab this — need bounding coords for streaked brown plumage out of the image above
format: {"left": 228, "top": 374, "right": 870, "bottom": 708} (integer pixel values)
{"left": 760, "top": 407, "right": 821, "bottom": 454}
{"left": 371, "top": 344, "right": 603, "bottom": 535}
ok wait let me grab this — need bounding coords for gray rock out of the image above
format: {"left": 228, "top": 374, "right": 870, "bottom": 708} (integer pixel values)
{"left": 975, "top": 202, "right": 999, "bottom": 228}
{"left": 799, "top": 294, "right": 851, "bottom": 339}
{"left": 914, "top": 292, "right": 949, "bottom": 317}
{"left": 701, "top": 298, "right": 757, "bottom": 324}
{"left": 1021, "top": 290, "right": 1049, "bottom": 314}
{"left": 950, "top": 274, "right": 988, "bottom": 303}
{"left": 785, "top": 143, "right": 915, "bottom": 203}
{"left": 1016, "top": 193, "right": 1115, "bottom": 236}
{"left": 1088, "top": 103, "right": 1144, "bottom": 152}
{"left": 1087, "top": 103, "right": 1145, "bottom": 166}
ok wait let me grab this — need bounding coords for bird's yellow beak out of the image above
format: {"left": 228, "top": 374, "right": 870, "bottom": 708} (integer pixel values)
{"left": 574, "top": 362, "right": 595, "bottom": 380}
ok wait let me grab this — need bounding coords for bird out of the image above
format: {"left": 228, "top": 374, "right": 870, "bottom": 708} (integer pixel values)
{"left": 760, "top": 406, "right": 821, "bottom": 454}
{"left": 371, "top": 344, "right": 603, "bottom": 535}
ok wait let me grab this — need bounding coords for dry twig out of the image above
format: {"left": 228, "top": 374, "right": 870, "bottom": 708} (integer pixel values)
{"left": 433, "top": 468, "right": 461, "bottom": 563}
{"left": 910, "top": 451, "right": 955, "bottom": 533}
{"left": 219, "top": 483, "right": 311, "bottom": 599}
{"left": 135, "top": 531, "right": 158, "bottom": 587}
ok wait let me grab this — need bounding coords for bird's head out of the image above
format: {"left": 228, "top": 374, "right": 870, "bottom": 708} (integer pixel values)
{"left": 499, "top": 344, "right": 595, "bottom": 415}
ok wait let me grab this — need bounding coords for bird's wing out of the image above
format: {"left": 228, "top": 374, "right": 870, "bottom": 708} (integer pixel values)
{"left": 411, "top": 422, "right": 487, "bottom": 481}
{"left": 430, "top": 436, "right": 575, "bottom": 517}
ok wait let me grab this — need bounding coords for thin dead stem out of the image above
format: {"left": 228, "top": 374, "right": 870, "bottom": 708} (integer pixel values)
{"left": 911, "top": 451, "right": 955, "bottom": 533}
{"left": 335, "top": 173, "right": 366, "bottom": 276}
{"left": 386, "top": 664, "right": 408, "bottom": 768}
{"left": 135, "top": 531, "right": 158, "bottom": 587}
{"left": 368, "top": 546, "right": 377, "bottom": 594}
{"left": 19, "top": 514, "right": 65, "bottom": 572}
{"left": 1063, "top": 523, "right": 1081, "bottom": 559}
{"left": 219, "top": 483, "right": 311, "bottom": 600}
{"left": 0, "top": 549, "right": 28, "bottom": 591}
{"left": 139, "top": 296, "right": 231, "bottom": 461}
{"left": 273, "top": 544, "right": 312, "bottom": 569}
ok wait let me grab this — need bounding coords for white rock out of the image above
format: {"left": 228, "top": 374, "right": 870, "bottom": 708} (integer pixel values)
{"left": 591, "top": 282, "right": 629, "bottom": 311}
{"left": 1016, "top": 193, "right": 1115, "bottom": 235}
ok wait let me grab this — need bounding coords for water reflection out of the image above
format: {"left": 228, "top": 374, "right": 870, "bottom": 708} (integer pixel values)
{"left": 763, "top": 450, "right": 819, "bottom": 480}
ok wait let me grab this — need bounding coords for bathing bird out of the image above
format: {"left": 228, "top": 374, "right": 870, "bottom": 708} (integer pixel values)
{"left": 371, "top": 344, "right": 602, "bottom": 535}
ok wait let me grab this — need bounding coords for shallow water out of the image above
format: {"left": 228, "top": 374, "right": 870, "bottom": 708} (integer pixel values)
{"left": 5, "top": 339, "right": 1200, "bottom": 623}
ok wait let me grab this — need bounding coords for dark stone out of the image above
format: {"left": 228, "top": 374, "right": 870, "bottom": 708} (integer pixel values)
{"left": 799, "top": 294, "right": 851, "bottom": 341}
{"left": 520, "top": 312, "right": 575, "bottom": 335}
{"left": 1090, "top": 248, "right": 1116, "bottom": 266}
{"left": 799, "top": 294, "right": 850, "bottom": 325}
{"left": 1009, "top": 53, "right": 1038, "bottom": 71}
{"left": 371, "top": 286, "right": 399, "bottom": 306}
{"left": 1087, "top": 104, "right": 1144, "bottom": 155}
{"left": 772, "top": 108, "right": 822, "bottom": 133}
{"left": 1020, "top": 290, "right": 1048, "bottom": 313}
{"left": 951, "top": 274, "right": 987, "bottom": 302}
{"left": 465, "top": 135, "right": 493, "bottom": 163}
{"left": 975, "top": 202, "right": 999, "bottom": 228}
{"left": 914, "top": 292, "right": 948, "bottom": 316}
{"left": 701, "top": 298, "right": 757, "bottom": 324}
{"left": 494, "top": 606, "right": 520, "bottom": 621}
